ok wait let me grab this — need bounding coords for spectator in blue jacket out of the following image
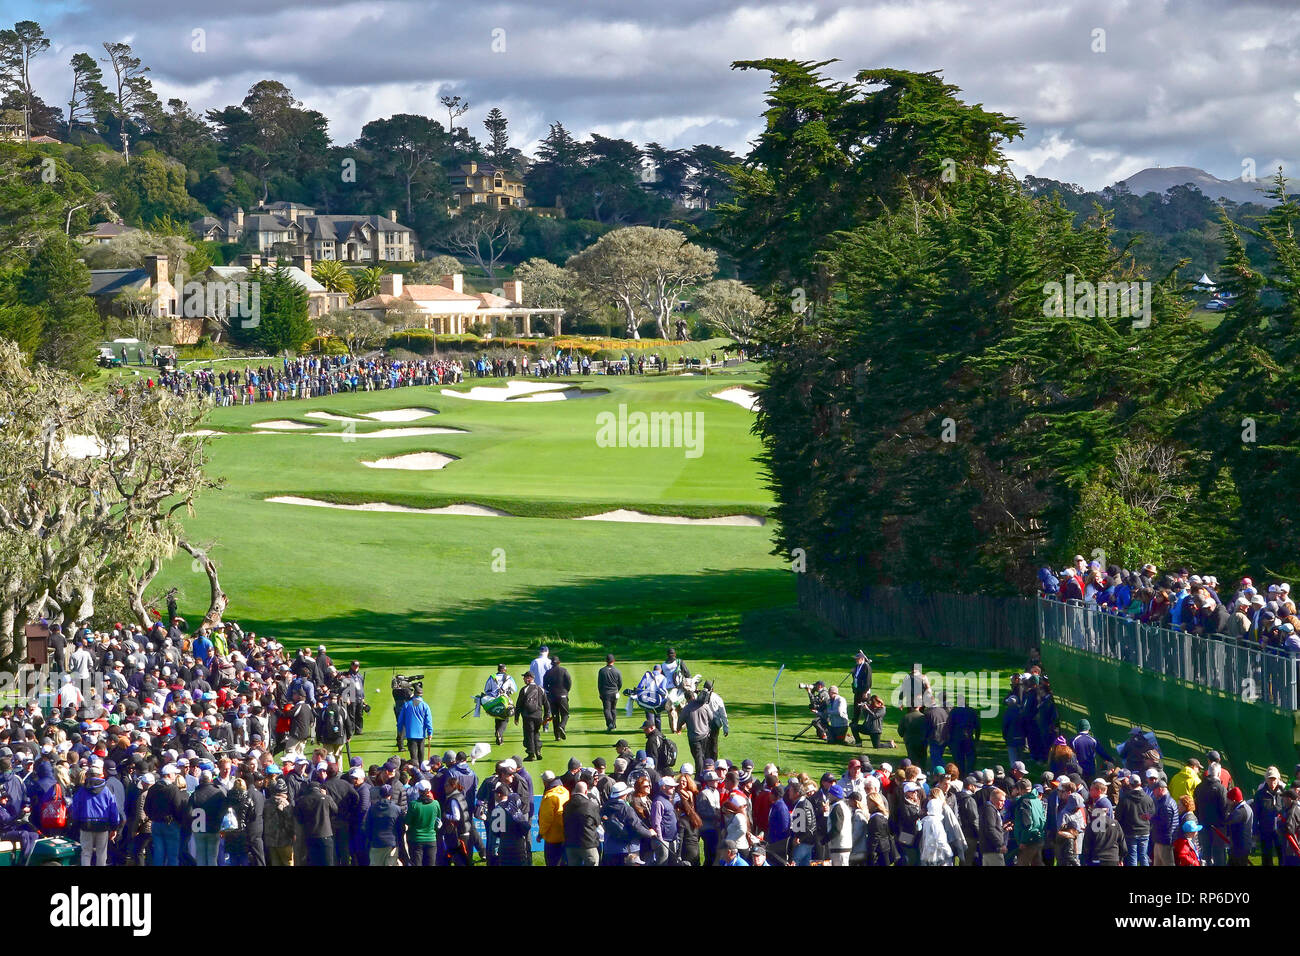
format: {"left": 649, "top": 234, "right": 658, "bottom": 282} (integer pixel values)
{"left": 1226, "top": 787, "right": 1253, "bottom": 866}
{"left": 191, "top": 631, "right": 213, "bottom": 666}
{"left": 0, "top": 752, "right": 25, "bottom": 814}
{"left": 1254, "top": 766, "right": 1286, "bottom": 866}
{"left": 363, "top": 784, "right": 403, "bottom": 866}
{"left": 719, "top": 839, "right": 750, "bottom": 865}
{"left": 446, "top": 752, "right": 478, "bottom": 813}
{"left": 601, "top": 781, "right": 656, "bottom": 866}
{"left": 766, "top": 784, "right": 793, "bottom": 865}
{"left": 69, "top": 770, "right": 123, "bottom": 866}
{"left": 649, "top": 777, "right": 679, "bottom": 864}
{"left": 1149, "top": 776, "right": 1178, "bottom": 866}
{"left": 1038, "top": 567, "right": 1060, "bottom": 596}
{"left": 1169, "top": 584, "right": 1192, "bottom": 629}
{"left": 397, "top": 687, "right": 434, "bottom": 766}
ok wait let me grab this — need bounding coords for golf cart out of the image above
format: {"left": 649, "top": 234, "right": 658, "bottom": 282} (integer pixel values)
{"left": 0, "top": 834, "right": 80, "bottom": 866}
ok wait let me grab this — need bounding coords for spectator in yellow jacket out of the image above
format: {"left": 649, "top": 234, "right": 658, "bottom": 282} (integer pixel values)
{"left": 539, "top": 771, "right": 570, "bottom": 866}
{"left": 1169, "top": 760, "right": 1202, "bottom": 805}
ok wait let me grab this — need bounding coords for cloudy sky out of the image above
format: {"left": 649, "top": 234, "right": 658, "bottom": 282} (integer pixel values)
{"left": 5, "top": 0, "right": 1299, "bottom": 189}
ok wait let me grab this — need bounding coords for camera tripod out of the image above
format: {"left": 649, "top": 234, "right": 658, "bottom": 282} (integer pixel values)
{"left": 792, "top": 717, "right": 825, "bottom": 742}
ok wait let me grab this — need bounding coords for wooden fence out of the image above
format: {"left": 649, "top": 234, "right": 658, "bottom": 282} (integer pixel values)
{"left": 796, "top": 574, "right": 1037, "bottom": 652}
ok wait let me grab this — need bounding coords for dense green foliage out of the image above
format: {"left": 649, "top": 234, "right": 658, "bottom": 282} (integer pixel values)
{"left": 720, "top": 60, "right": 1293, "bottom": 594}
{"left": 252, "top": 265, "right": 313, "bottom": 354}
{"left": 1024, "top": 176, "right": 1278, "bottom": 280}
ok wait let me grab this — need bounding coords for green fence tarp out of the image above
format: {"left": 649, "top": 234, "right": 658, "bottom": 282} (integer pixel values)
{"left": 1046, "top": 642, "right": 1300, "bottom": 782}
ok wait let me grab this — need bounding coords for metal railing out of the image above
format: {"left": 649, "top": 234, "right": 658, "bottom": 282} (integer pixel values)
{"left": 1037, "top": 597, "right": 1300, "bottom": 711}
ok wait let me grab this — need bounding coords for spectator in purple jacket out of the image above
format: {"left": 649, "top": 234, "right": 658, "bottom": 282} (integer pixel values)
{"left": 1070, "top": 719, "right": 1114, "bottom": 779}
{"left": 68, "top": 769, "right": 123, "bottom": 866}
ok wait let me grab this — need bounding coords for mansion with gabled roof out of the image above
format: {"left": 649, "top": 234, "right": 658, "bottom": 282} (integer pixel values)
{"left": 191, "top": 201, "right": 415, "bottom": 262}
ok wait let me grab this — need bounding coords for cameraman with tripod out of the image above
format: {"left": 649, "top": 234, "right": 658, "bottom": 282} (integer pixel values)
{"left": 798, "top": 681, "right": 832, "bottom": 741}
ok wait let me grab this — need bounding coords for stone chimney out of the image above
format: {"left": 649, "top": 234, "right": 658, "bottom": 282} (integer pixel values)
{"left": 144, "top": 255, "right": 173, "bottom": 315}
{"left": 503, "top": 279, "right": 523, "bottom": 304}
{"left": 238, "top": 254, "right": 262, "bottom": 269}
{"left": 379, "top": 273, "right": 403, "bottom": 297}
{"left": 440, "top": 273, "right": 463, "bottom": 294}
{"left": 144, "top": 254, "right": 168, "bottom": 289}
{"left": 286, "top": 205, "right": 298, "bottom": 223}
{"left": 465, "top": 161, "right": 477, "bottom": 175}
{"left": 389, "top": 209, "right": 398, "bottom": 223}
{"left": 234, "top": 207, "right": 244, "bottom": 227}
{"left": 292, "top": 254, "right": 313, "bottom": 276}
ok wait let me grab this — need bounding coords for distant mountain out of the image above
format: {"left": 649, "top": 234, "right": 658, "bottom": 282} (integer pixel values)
{"left": 1118, "top": 166, "right": 1280, "bottom": 205}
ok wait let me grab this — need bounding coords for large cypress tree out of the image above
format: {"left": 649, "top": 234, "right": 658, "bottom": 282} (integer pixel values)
{"left": 254, "top": 265, "right": 313, "bottom": 355}
{"left": 723, "top": 61, "right": 1199, "bottom": 594}
{"left": 18, "top": 234, "right": 100, "bottom": 375}
{"left": 1176, "top": 173, "right": 1300, "bottom": 579}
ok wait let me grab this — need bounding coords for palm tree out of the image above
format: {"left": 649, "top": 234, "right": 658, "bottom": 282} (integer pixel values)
{"left": 350, "top": 266, "right": 385, "bottom": 302}
{"left": 312, "top": 259, "right": 355, "bottom": 296}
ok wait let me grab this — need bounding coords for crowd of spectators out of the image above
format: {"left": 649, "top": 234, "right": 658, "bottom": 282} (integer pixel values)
{"left": 3, "top": 613, "right": 1298, "bottom": 867}
{"left": 132, "top": 355, "right": 466, "bottom": 406}
{"left": 1038, "top": 556, "right": 1300, "bottom": 654}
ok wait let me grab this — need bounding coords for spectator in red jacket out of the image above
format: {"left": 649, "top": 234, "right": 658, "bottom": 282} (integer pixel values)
{"left": 1174, "top": 819, "right": 1203, "bottom": 866}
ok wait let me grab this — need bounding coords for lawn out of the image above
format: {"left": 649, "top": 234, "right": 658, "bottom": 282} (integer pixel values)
{"left": 153, "top": 373, "right": 1021, "bottom": 779}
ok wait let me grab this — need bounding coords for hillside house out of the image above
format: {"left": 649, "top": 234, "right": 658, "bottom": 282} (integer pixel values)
{"left": 191, "top": 202, "right": 416, "bottom": 262}
{"left": 352, "top": 273, "right": 562, "bottom": 335}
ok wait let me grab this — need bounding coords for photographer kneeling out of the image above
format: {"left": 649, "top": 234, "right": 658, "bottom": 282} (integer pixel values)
{"left": 824, "top": 685, "right": 851, "bottom": 744}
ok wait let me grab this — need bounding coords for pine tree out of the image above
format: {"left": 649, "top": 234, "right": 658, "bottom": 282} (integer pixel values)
{"left": 17, "top": 235, "right": 99, "bottom": 375}
{"left": 483, "top": 108, "right": 509, "bottom": 164}
{"left": 254, "top": 265, "right": 313, "bottom": 355}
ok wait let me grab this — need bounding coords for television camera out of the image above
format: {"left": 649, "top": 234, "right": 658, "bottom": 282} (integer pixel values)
{"left": 794, "top": 680, "right": 831, "bottom": 742}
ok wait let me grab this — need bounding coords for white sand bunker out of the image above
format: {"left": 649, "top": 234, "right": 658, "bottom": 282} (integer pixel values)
{"left": 577, "top": 509, "right": 766, "bottom": 527}
{"left": 305, "top": 411, "right": 366, "bottom": 423}
{"left": 511, "top": 388, "right": 604, "bottom": 403}
{"left": 56, "top": 434, "right": 127, "bottom": 459}
{"left": 266, "top": 496, "right": 510, "bottom": 517}
{"left": 712, "top": 387, "right": 761, "bottom": 412}
{"left": 309, "top": 427, "right": 466, "bottom": 438}
{"left": 363, "top": 407, "right": 439, "bottom": 422}
{"left": 252, "top": 419, "right": 320, "bottom": 430}
{"left": 361, "top": 452, "right": 457, "bottom": 470}
{"left": 181, "top": 429, "right": 224, "bottom": 437}
{"left": 442, "top": 380, "right": 600, "bottom": 402}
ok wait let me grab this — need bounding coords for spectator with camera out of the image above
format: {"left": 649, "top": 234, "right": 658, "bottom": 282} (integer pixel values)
{"left": 824, "top": 685, "right": 850, "bottom": 744}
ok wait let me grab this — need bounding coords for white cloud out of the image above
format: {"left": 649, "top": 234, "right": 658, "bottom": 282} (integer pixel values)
{"left": 16, "top": 0, "right": 1300, "bottom": 189}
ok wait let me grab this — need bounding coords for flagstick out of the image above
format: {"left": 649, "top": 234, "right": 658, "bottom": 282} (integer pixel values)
{"left": 772, "top": 664, "right": 785, "bottom": 770}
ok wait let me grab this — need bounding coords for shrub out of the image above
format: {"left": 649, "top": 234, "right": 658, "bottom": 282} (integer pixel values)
{"left": 306, "top": 335, "right": 350, "bottom": 356}
{"left": 386, "top": 329, "right": 438, "bottom": 354}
